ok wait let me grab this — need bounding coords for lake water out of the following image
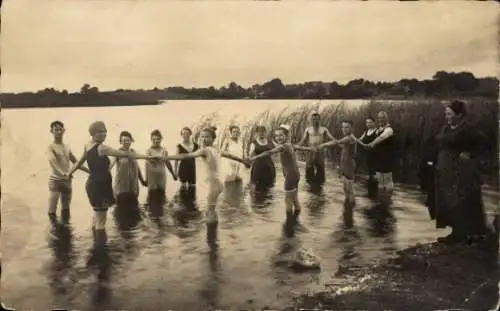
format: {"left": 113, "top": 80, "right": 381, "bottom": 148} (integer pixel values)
{"left": 1, "top": 100, "right": 498, "bottom": 310}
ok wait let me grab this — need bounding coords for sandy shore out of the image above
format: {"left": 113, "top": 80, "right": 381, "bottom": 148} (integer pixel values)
{"left": 288, "top": 234, "right": 499, "bottom": 311}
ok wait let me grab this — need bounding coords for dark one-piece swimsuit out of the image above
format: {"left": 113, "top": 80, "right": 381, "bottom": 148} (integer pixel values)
{"left": 85, "top": 143, "right": 116, "bottom": 211}
{"left": 177, "top": 142, "right": 199, "bottom": 184}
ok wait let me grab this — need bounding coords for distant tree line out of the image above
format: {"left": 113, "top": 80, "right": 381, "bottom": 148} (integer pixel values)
{"left": 1, "top": 71, "right": 497, "bottom": 108}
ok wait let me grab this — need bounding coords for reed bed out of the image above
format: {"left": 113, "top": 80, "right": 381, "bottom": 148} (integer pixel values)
{"left": 190, "top": 99, "right": 498, "bottom": 184}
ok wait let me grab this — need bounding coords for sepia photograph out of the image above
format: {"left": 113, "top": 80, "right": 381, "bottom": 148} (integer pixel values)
{"left": 1, "top": 0, "right": 499, "bottom": 310}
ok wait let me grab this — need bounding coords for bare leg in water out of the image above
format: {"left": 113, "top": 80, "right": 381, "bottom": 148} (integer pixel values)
{"left": 205, "top": 179, "right": 223, "bottom": 248}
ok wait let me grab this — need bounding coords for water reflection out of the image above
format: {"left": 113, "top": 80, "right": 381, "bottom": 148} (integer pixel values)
{"left": 172, "top": 186, "right": 200, "bottom": 227}
{"left": 47, "top": 224, "right": 76, "bottom": 304}
{"left": 250, "top": 186, "right": 274, "bottom": 210}
{"left": 362, "top": 203, "right": 397, "bottom": 238}
{"left": 305, "top": 186, "right": 328, "bottom": 226}
{"left": 220, "top": 181, "right": 250, "bottom": 228}
{"left": 87, "top": 246, "right": 112, "bottom": 311}
{"left": 333, "top": 210, "right": 362, "bottom": 276}
{"left": 198, "top": 247, "right": 222, "bottom": 310}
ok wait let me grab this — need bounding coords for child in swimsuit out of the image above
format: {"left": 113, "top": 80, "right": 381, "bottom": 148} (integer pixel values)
{"left": 109, "top": 131, "right": 147, "bottom": 207}
{"left": 145, "top": 130, "right": 177, "bottom": 209}
{"left": 317, "top": 120, "right": 357, "bottom": 205}
{"left": 249, "top": 124, "right": 313, "bottom": 224}
{"left": 163, "top": 127, "right": 249, "bottom": 225}
{"left": 47, "top": 120, "right": 89, "bottom": 226}
{"left": 67, "top": 121, "right": 155, "bottom": 245}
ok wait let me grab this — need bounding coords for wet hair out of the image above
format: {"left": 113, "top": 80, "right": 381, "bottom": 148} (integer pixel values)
{"left": 448, "top": 100, "right": 467, "bottom": 117}
{"left": 255, "top": 125, "right": 266, "bottom": 133}
{"left": 151, "top": 129, "right": 162, "bottom": 139}
{"left": 119, "top": 131, "right": 134, "bottom": 143}
{"left": 342, "top": 120, "right": 353, "bottom": 126}
{"left": 180, "top": 126, "right": 192, "bottom": 135}
{"left": 50, "top": 120, "right": 64, "bottom": 130}
{"left": 202, "top": 126, "right": 217, "bottom": 140}
{"left": 278, "top": 125, "right": 290, "bottom": 136}
{"left": 366, "top": 117, "right": 375, "bottom": 122}
{"left": 88, "top": 121, "right": 106, "bottom": 136}
{"left": 229, "top": 125, "right": 240, "bottom": 132}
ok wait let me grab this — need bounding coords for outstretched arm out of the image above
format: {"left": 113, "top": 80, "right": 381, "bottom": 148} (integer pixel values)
{"left": 69, "top": 150, "right": 90, "bottom": 173}
{"left": 221, "top": 151, "right": 248, "bottom": 166}
{"left": 164, "top": 148, "right": 206, "bottom": 161}
{"left": 293, "top": 145, "right": 315, "bottom": 152}
{"left": 369, "top": 127, "right": 393, "bottom": 147}
{"left": 323, "top": 127, "right": 335, "bottom": 142}
{"left": 99, "top": 144, "right": 153, "bottom": 160}
{"left": 250, "top": 145, "right": 284, "bottom": 161}
{"left": 67, "top": 147, "right": 88, "bottom": 177}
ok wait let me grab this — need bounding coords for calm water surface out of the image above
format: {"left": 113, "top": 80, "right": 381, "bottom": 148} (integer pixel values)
{"left": 1, "top": 100, "right": 498, "bottom": 310}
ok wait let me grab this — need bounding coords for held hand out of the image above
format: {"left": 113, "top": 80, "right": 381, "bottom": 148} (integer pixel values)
{"left": 459, "top": 152, "right": 470, "bottom": 160}
{"left": 140, "top": 179, "right": 148, "bottom": 187}
{"left": 173, "top": 174, "right": 178, "bottom": 181}
{"left": 243, "top": 159, "right": 252, "bottom": 168}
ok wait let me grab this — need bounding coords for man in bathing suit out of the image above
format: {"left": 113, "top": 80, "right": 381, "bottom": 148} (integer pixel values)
{"left": 297, "top": 111, "right": 335, "bottom": 185}
{"left": 47, "top": 121, "right": 89, "bottom": 227}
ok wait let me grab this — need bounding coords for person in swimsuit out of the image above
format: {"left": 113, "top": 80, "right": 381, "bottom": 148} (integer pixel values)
{"left": 47, "top": 121, "right": 89, "bottom": 227}
{"left": 356, "top": 111, "right": 395, "bottom": 203}
{"left": 357, "top": 117, "right": 379, "bottom": 198}
{"left": 223, "top": 125, "right": 245, "bottom": 183}
{"left": 175, "top": 127, "right": 199, "bottom": 189}
{"left": 67, "top": 121, "right": 155, "bottom": 245}
{"left": 250, "top": 124, "right": 313, "bottom": 225}
{"left": 145, "top": 129, "right": 177, "bottom": 212}
{"left": 318, "top": 120, "right": 357, "bottom": 206}
{"left": 163, "top": 127, "right": 249, "bottom": 226}
{"left": 109, "top": 131, "right": 147, "bottom": 208}
{"left": 247, "top": 125, "right": 276, "bottom": 191}
{"left": 297, "top": 111, "right": 335, "bottom": 185}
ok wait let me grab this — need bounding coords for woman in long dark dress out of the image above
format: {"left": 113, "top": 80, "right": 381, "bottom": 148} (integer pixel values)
{"left": 358, "top": 117, "right": 379, "bottom": 198}
{"left": 432, "top": 101, "right": 490, "bottom": 244}
{"left": 247, "top": 125, "right": 276, "bottom": 191}
{"left": 175, "top": 127, "right": 199, "bottom": 188}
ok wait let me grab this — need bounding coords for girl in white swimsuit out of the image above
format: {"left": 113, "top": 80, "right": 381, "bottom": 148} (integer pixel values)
{"left": 163, "top": 127, "right": 249, "bottom": 224}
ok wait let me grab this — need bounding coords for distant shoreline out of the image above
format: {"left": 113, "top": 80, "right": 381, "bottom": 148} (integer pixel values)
{"left": 1, "top": 71, "right": 498, "bottom": 109}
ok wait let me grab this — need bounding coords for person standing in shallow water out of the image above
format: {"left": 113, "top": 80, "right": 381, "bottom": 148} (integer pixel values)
{"left": 47, "top": 121, "right": 89, "bottom": 227}
{"left": 431, "top": 101, "right": 490, "bottom": 245}
{"left": 223, "top": 125, "right": 245, "bottom": 183}
{"left": 109, "top": 131, "right": 147, "bottom": 208}
{"left": 175, "top": 127, "right": 199, "bottom": 189}
{"left": 317, "top": 120, "right": 357, "bottom": 206}
{"left": 67, "top": 121, "right": 155, "bottom": 246}
{"left": 247, "top": 125, "right": 276, "bottom": 191}
{"left": 250, "top": 125, "right": 314, "bottom": 226}
{"left": 162, "top": 127, "right": 249, "bottom": 247}
{"left": 145, "top": 130, "right": 178, "bottom": 212}
{"left": 357, "top": 111, "right": 395, "bottom": 203}
{"left": 357, "top": 117, "right": 379, "bottom": 198}
{"left": 297, "top": 111, "right": 335, "bottom": 185}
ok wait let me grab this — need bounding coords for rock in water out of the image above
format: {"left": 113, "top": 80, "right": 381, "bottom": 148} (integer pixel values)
{"left": 291, "top": 247, "right": 321, "bottom": 270}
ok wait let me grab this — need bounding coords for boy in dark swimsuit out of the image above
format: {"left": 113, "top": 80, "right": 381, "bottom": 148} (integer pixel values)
{"left": 250, "top": 124, "right": 313, "bottom": 225}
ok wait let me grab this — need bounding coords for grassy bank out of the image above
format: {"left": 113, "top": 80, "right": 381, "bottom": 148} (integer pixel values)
{"left": 289, "top": 237, "right": 499, "bottom": 311}
{"left": 193, "top": 98, "right": 499, "bottom": 186}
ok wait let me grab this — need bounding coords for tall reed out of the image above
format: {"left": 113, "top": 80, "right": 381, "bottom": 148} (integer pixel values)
{"left": 190, "top": 99, "right": 498, "bottom": 184}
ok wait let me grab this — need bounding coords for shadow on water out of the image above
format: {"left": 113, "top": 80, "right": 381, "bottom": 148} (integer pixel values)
{"left": 250, "top": 185, "right": 274, "bottom": 210}
{"left": 305, "top": 185, "right": 328, "bottom": 225}
{"left": 47, "top": 224, "right": 77, "bottom": 305}
{"left": 362, "top": 203, "right": 397, "bottom": 239}
{"left": 172, "top": 186, "right": 201, "bottom": 227}
{"left": 198, "top": 245, "right": 223, "bottom": 310}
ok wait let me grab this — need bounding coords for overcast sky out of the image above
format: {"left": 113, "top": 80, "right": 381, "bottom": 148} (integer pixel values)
{"left": 1, "top": 0, "right": 498, "bottom": 92}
